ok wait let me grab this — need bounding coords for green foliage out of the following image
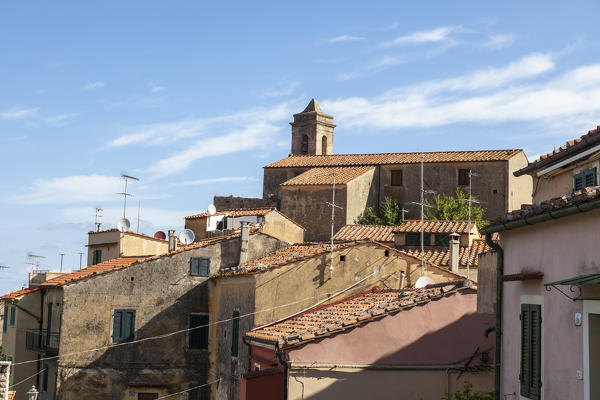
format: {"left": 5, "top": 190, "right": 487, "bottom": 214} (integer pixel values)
{"left": 266, "top": 193, "right": 278, "bottom": 201}
{"left": 425, "top": 189, "right": 489, "bottom": 229}
{"left": 357, "top": 197, "right": 408, "bottom": 225}
{"left": 443, "top": 381, "right": 493, "bottom": 400}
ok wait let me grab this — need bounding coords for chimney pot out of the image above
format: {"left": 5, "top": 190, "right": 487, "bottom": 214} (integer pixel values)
{"left": 449, "top": 232, "right": 460, "bottom": 273}
{"left": 239, "top": 222, "right": 250, "bottom": 265}
{"left": 168, "top": 229, "right": 178, "bottom": 252}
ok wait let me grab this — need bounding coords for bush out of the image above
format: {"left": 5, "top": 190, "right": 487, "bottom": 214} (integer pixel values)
{"left": 444, "top": 381, "right": 493, "bottom": 400}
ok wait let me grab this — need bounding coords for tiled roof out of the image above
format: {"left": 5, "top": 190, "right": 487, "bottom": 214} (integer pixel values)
{"left": 486, "top": 186, "right": 600, "bottom": 229}
{"left": 280, "top": 166, "right": 375, "bottom": 186}
{"left": 334, "top": 221, "right": 477, "bottom": 242}
{"left": 216, "top": 242, "right": 360, "bottom": 277}
{"left": 398, "top": 239, "right": 490, "bottom": 267}
{"left": 245, "top": 281, "right": 471, "bottom": 347}
{"left": 185, "top": 207, "right": 276, "bottom": 220}
{"left": 40, "top": 256, "right": 145, "bottom": 287}
{"left": 515, "top": 125, "right": 600, "bottom": 176}
{"left": 265, "top": 150, "right": 522, "bottom": 169}
{"left": 1, "top": 287, "right": 39, "bottom": 300}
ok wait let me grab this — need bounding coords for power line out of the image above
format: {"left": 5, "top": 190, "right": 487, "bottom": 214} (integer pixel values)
{"left": 9, "top": 368, "right": 46, "bottom": 390}
{"left": 155, "top": 379, "right": 222, "bottom": 399}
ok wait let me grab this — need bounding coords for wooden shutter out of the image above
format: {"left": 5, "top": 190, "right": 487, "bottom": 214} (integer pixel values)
{"left": 123, "top": 310, "right": 135, "bottom": 342}
{"left": 113, "top": 310, "right": 123, "bottom": 343}
{"left": 574, "top": 171, "right": 585, "bottom": 191}
{"left": 406, "top": 234, "right": 419, "bottom": 246}
{"left": 521, "top": 304, "right": 542, "bottom": 399}
{"left": 93, "top": 250, "right": 102, "bottom": 265}
{"left": 10, "top": 306, "right": 15, "bottom": 326}
{"left": 3, "top": 305, "right": 7, "bottom": 332}
{"left": 46, "top": 303, "right": 53, "bottom": 345}
{"left": 189, "top": 314, "right": 209, "bottom": 349}
{"left": 190, "top": 258, "right": 210, "bottom": 276}
{"left": 585, "top": 167, "right": 597, "bottom": 188}
{"left": 231, "top": 310, "right": 240, "bottom": 357}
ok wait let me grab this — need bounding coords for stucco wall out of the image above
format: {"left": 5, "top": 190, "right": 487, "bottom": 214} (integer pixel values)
{"left": 500, "top": 209, "right": 600, "bottom": 399}
{"left": 262, "top": 168, "right": 309, "bottom": 199}
{"left": 262, "top": 212, "right": 304, "bottom": 244}
{"left": 280, "top": 185, "right": 347, "bottom": 242}
{"left": 345, "top": 168, "right": 378, "bottom": 224}
{"left": 532, "top": 159, "right": 600, "bottom": 204}
{"left": 477, "top": 251, "right": 496, "bottom": 314}
{"left": 87, "top": 231, "right": 168, "bottom": 266}
{"left": 507, "top": 151, "right": 533, "bottom": 211}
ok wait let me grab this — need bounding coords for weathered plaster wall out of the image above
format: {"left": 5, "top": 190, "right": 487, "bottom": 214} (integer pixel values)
{"left": 185, "top": 217, "right": 208, "bottom": 240}
{"left": 262, "top": 168, "right": 309, "bottom": 199}
{"left": 345, "top": 168, "right": 377, "bottom": 224}
{"left": 280, "top": 185, "right": 347, "bottom": 242}
{"left": 532, "top": 159, "right": 600, "bottom": 204}
{"left": 87, "top": 231, "right": 168, "bottom": 266}
{"left": 507, "top": 151, "right": 533, "bottom": 211}
{"left": 262, "top": 212, "right": 304, "bottom": 244}
{"left": 121, "top": 233, "right": 168, "bottom": 258}
{"left": 55, "top": 233, "right": 286, "bottom": 400}
{"left": 500, "top": 209, "right": 600, "bottom": 399}
{"left": 477, "top": 251, "right": 496, "bottom": 314}
{"left": 213, "top": 196, "right": 276, "bottom": 210}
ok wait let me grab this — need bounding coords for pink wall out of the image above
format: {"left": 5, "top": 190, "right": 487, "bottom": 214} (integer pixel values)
{"left": 501, "top": 209, "right": 600, "bottom": 398}
{"left": 288, "top": 290, "right": 494, "bottom": 366}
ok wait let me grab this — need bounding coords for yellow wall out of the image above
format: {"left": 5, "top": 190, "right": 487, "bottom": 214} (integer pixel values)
{"left": 87, "top": 231, "right": 168, "bottom": 266}
{"left": 262, "top": 212, "right": 304, "bottom": 244}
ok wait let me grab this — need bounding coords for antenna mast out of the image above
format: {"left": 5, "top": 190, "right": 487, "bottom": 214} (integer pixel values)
{"left": 59, "top": 253, "right": 65, "bottom": 273}
{"left": 94, "top": 208, "right": 104, "bottom": 232}
{"left": 118, "top": 174, "right": 139, "bottom": 218}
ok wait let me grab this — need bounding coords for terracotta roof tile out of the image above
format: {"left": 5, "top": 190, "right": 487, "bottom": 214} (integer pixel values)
{"left": 245, "top": 281, "right": 471, "bottom": 347}
{"left": 1, "top": 287, "right": 39, "bottom": 300}
{"left": 280, "top": 166, "right": 375, "bottom": 186}
{"left": 185, "top": 207, "right": 276, "bottom": 220}
{"left": 265, "top": 150, "right": 522, "bottom": 169}
{"left": 515, "top": 125, "right": 600, "bottom": 176}
{"left": 398, "top": 240, "right": 490, "bottom": 267}
{"left": 39, "top": 257, "right": 145, "bottom": 287}
{"left": 333, "top": 221, "right": 477, "bottom": 242}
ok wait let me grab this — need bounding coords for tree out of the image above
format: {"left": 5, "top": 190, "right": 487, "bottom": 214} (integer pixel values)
{"left": 357, "top": 197, "right": 408, "bottom": 225}
{"left": 444, "top": 381, "right": 493, "bottom": 400}
{"left": 425, "top": 189, "right": 489, "bottom": 229}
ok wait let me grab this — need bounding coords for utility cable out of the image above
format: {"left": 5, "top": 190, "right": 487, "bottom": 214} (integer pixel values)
{"left": 155, "top": 379, "right": 222, "bottom": 399}
{"left": 8, "top": 367, "right": 46, "bottom": 390}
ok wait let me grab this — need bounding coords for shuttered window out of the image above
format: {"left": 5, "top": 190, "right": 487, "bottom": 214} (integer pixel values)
{"left": 189, "top": 386, "right": 210, "bottom": 400}
{"left": 190, "top": 258, "right": 210, "bottom": 277}
{"left": 406, "top": 233, "right": 430, "bottom": 246}
{"left": 391, "top": 170, "right": 403, "bottom": 186}
{"left": 10, "top": 306, "right": 16, "bottom": 326}
{"left": 231, "top": 310, "right": 240, "bottom": 357}
{"left": 189, "top": 314, "right": 209, "bottom": 349}
{"left": 113, "top": 309, "right": 136, "bottom": 343}
{"left": 435, "top": 234, "right": 450, "bottom": 246}
{"left": 521, "top": 303, "right": 542, "bottom": 399}
{"left": 574, "top": 167, "right": 597, "bottom": 191}
{"left": 2, "top": 305, "right": 7, "bottom": 332}
{"left": 92, "top": 249, "right": 102, "bottom": 265}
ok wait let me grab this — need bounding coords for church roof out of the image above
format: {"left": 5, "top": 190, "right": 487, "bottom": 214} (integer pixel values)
{"left": 265, "top": 149, "right": 523, "bottom": 168}
{"left": 302, "top": 98, "right": 322, "bottom": 113}
{"left": 280, "top": 166, "right": 374, "bottom": 186}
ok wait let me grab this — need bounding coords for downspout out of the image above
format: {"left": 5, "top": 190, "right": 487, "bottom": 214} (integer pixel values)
{"left": 38, "top": 288, "right": 45, "bottom": 392}
{"left": 275, "top": 345, "right": 288, "bottom": 400}
{"left": 485, "top": 233, "right": 503, "bottom": 400}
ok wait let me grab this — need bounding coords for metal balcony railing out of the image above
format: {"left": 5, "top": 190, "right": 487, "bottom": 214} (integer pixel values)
{"left": 25, "top": 329, "right": 60, "bottom": 355}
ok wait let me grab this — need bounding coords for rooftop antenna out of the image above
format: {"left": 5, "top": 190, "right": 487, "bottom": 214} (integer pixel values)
{"left": 26, "top": 252, "right": 46, "bottom": 272}
{"left": 316, "top": 172, "right": 343, "bottom": 279}
{"left": 94, "top": 208, "right": 104, "bottom": 232}
{"left": 59, "top": 253, "right": 65, "bottom": 273}
{"left": 118, "top": 174, "right": 139, "bottom": 219}
{"left": 400, "top": 207, "right": 409, "bottom": 222}
{"left": 410, "top": 153, "right": 435, "bottom": 277}
{"left": 78, "top": 252, "right": 84, "bottom": 270}
{"left": 458, "top": 170, "right": 481, "bottom": 280}
{"left": 0, "top": 265, "right": 9, "bottom": 270}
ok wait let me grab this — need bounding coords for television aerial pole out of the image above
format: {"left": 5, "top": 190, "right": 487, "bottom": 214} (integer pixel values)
{"left": 118, "top": 174, "right": 139, "bottom": 219}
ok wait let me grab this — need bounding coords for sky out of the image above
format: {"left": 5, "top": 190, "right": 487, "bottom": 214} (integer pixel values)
{"left": 2, "top": 1, "right": 600, "bottom": 294}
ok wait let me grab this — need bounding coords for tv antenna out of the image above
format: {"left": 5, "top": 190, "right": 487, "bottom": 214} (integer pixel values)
{"left": 94, "top": 207, "right": 103, "bottom": 232}
{"left": 0, "top": 265, "right": 9, "bottom": 270}
{"left": 117, "top": 174, "right": 139, "bottom": 218}
{"left": 315, "top": 172, "right": 343, "bottom": 279}
{"left": 78, "top": 252, "right": 84, "bottom": 270}
{"left": 458, "top": 170, "right": 481, "bottom": 279}
{"left": 59, "top": 253, "right": 65, "bottom": 273}
{"left": 26, "top": 252, "right": 46, "bottom": 272}
{"left": 137, "top": 201, "right": 141, "bottom": 233}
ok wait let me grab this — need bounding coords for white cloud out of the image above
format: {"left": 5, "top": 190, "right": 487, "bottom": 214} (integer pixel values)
{"left": 483, "top": 34, "right": 515, "bottom": 50}
{"left": 325, "top": 34, "right": 365, "bottom": 43}
{"left": 44, "top": 112, "right": 80, "bottom": 125}
{"left": 181, "top": 177, "right": 256, "bottom": 186}
{"left": 380, "top": 26, "right": 463, "bottom": 47}
{"left": 1, "top": 108, "right": 38, "bottom": 120}
{"left": 263, "top": 82, "right": 300, "bottom": 98}
{"left": 149, "top": 81, "right": 166, "bottom": 93}
{"left": 83, "top": 81, "right": 105, "bottom": 91}
{"left": 323, "top": 54, "right": 600, "bottom": 131}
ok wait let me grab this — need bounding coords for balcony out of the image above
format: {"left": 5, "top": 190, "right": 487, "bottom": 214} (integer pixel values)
{"left": 25, "top": 329, "right": 60, "bottom": 356}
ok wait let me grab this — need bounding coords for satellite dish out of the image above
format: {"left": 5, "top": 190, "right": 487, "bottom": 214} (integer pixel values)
{"left": 179, "top": 229, "right": 195, "bottom": 245}
{"left": 116, "top": 218, "right": 131, "bottom": 233}
{"left": 415, "top": 276, "right": 435, "bottom": 289}
{"left": 208, "top": 204, "right": 217, "bottom": 216}
{"left": 154, "top": 231, "right": 166, "bottom": 240}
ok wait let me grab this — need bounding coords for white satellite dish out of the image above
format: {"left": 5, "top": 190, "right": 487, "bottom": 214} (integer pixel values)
{"left": 179, "top": 229, "right": 195, "bottom": 245}
{"left": 414, "top": 276, "right": 435, "bottom": 289}
{"left": 208, "top": 204, "right": 217, "bottom": 216}
{"left": 116, "top": 218, "right": 131, "bottom": 233}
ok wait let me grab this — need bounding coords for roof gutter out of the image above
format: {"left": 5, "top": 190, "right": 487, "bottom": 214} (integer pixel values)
{"left": 482, "top": 197, "right": 600, "bottom": 234}
{"left": 535, "top": 144, "right": 600, "bottom": 177}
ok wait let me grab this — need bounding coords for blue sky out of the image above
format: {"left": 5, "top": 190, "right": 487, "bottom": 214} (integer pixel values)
{"left": 2, "top": 0, "right": 600, "bottom": 293}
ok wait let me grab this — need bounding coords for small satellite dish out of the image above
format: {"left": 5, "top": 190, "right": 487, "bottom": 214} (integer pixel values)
{"left": 415, "top": 276, "right": 435, "bottom": 289}
{"left": 208, "top": 204, "right": 217, "bottom": 216}
{"left": 116, "top": 218, "right": 131, "bottom": 233}
{"left": 179, "top": 229, "right": 195, "bottom": 245}
{"left": 154, "top": 231, "right": 166, "bottom": 240}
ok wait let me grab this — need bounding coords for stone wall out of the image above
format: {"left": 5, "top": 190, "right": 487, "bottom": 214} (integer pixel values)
{"left": 0, "top": 361, "right": 10, "bottom": 400}
{"left": 213, "top": 196, "right": 276, "bottom": 210}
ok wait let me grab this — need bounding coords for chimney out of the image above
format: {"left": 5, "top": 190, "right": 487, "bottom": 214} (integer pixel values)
{"left": 168, "top": 229, "right": 178, "bottom": 252}
{"left": 239, "top": 222, "right": 250, "bottom": 265}
{"left": 449, "top": 233, "right": 460, "bottom": 273}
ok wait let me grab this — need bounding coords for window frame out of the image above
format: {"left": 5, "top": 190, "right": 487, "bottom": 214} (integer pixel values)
{"left": 10, "top": 305, "right": 16, "bottom": 326}
{"left": 434, "top": 234, "right": 450, "bottom": 246}
{"left": 390, "top": 169, "right": 403, "bottom": 187}
{"left": 92, "top": 249, "right": 102, "bottom": 265}
{"left": 112, "top": 309, "right": 136, "bottom": 344}
{"left": 458, "top": 168, "right": 470, "bottom": 186}
{"left": 405, "top": 233, "right": 430, "bottom": 246}
{"left": 190, "top": 257, "right": 211, "bottom": 277}
{"left": 188, "top": 313, "right": 210, "bottom": 350}
{"left": 574, "top": 167, "right": 597, "bottom": 191}
{"left": 301, "top": 135, "right": 309, "bottom": 154}
{"left": 231, "top": 309, "right": 240, "bottom": 357}
{"left": 520, "top": 303, "right": 542, "bottom": 399}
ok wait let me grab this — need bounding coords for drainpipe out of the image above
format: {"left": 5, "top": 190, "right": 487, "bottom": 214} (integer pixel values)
{"left": 485, "top": 233, "right": 503, "bottom": 400}
{"left": 38, "top": 288, "right": 45, "bottom": 392}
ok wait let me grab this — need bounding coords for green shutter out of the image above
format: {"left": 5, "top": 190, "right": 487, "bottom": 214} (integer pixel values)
{"left": 189, "top": 314, "right": 209, "bottom": 349}
{"left": 92, "top": 250, "right": 102, "bottom": 265}
{"left": 190, "top": 258, "right": 210, "bottom": 276}
{"left": 521, "top": 304, "right": 542, "bottom": 399}
{"left": 46, "top": 303, "right": 53, "bottom": 345}
{"left": 406, "top": 234, "right": 419, "bottom": 246}
{"left": 10, "top": 306, "right": 16, "bottom": 326}
{"left": 113, "top": 309, "right": 135, "bottom": 343}
{"left": 3, "top": 305, "right": 7, "bottom": 332}
{"left": 113, "top": 310, "right": 123, "bottom": 343}
{"left": 435, "top": 234, "right": 449, "bottom": 246}
{"left": 585, "top": 167, "right": 597, "bottom": 188}
{"left": 231, "top": 310, "right": 240, "bottom": 357}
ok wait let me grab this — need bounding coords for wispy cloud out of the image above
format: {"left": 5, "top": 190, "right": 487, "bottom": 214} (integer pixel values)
{"left": 263, "top": 82, "right": 300, "bottom": 98}
{"left": 44, "top": 112, "right": 80, "bottom": 125}
{"left": 325, "top": 34, "right": 365, "bottom": 44}
{"left": 83, "top": 81, "right": 105, "bottom": 91}
{"left": 1, "top": 108, "right": 38, "bottom": 120}
{"left": 181, "top": 177, "right": 256, "bottom": 186}
{"left": 483, "top": 34, "right": 515, "bottom": 50}
{"left": 149, "top": 81, "right": 166, "bottom": 93}
{"left": 380, "top": 26, "right": 464, "bottom": 47}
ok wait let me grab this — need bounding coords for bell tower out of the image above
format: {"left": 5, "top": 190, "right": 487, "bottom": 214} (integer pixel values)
{"left": 290, "top": 98, "right": 335, "bottom": 156}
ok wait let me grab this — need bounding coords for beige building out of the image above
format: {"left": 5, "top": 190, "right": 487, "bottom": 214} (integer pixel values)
{"left": 263, "top": 99, "right": 533, "bottom": 240}
{"left": 86, "top": 229, "right": 169, "bottom": 266}
{"left": 481, "top": 125, "right": 600, "bottom": 399}
{"left": 242, "top": 281, "right": 493, "bottom": 400}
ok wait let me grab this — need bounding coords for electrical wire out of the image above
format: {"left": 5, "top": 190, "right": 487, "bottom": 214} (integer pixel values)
{"left": 155, "top": 379, "right": 222, "bottom": 399}
{"left": 9, "top": 367, "right": 46, "bottom": 390}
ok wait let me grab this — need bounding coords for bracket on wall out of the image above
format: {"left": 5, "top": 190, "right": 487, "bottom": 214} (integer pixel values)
{"left": 544, "top": 284, "right": 582, "bottom": 301}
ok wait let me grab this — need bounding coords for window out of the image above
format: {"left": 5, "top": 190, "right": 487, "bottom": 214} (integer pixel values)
{"left": 384, "top": 250, "right": 390, "bottom": 257}
{"left": 405, "top": 233, "right": 430, "bottom": 246}
{"left": 301, "top": 135, "right": 308, "bottom": 154}
{"left": 113, "top": 309, "right": 136, "bottom": 343}
{"left": 10, "top": 306, "right": 16, "bottom": 326}
{"left": 520, "top": 304, "right": 542, "bottom": 399}
{"left": 574, "top": 167, "right": 597, "bottom": 191}
{"left": 2, "top": 305, "right": 7, "bottom": 332}
{"left": 92, "top": 249, "right": 102, "bottom": 265}
{"left": 435, "top": 234, "right": 450, "bottom": 246}
{"left": 190, "top": 258, "right": 210, "bottom": 277}
{"left": 339, "top": 255, "right": 346, "bottom": 262}
{"left": 254, "top": 363, "right": 261, "bottom": 372}
{"left": 189, "top": 314, "right": 209, "bottom": 349}
{"left": 391, "top": 170, "right": 403, "bottom": 186}
{"left": 46, "top": 303, "right": 53, "bottom": 345}
{"left": 231, "top": 310, "right": 240, "bottom": 357}
{"left": 321, "top": 136, "right": 328, "bottom": 154}
{"left": 189, "top": 386, "right": 210, "bottom": 400}
{"left": 458, "top": 169, "right": 470, "bottom": 186}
